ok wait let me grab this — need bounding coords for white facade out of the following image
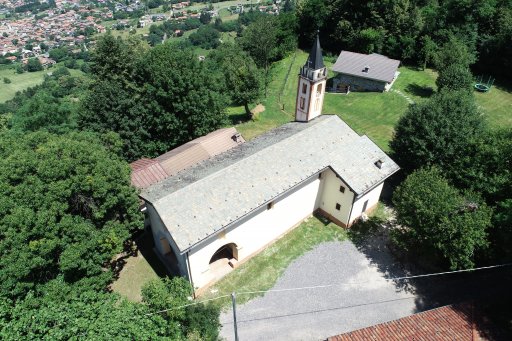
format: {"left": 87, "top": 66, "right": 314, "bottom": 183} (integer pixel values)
{"left": 149, "top": 168, "right": 385, "bottom": 293}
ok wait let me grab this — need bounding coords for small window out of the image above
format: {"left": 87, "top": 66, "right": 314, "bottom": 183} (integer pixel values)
{"left": 300, "top": 97, "right": 305, "bottom": 109}
{"left": 302, "top": 83, "right": 307, "bottom": 94}
{"left": 267, "top": 201, "right": 275, "bottom": 210}
{"left": 317, "top": 84, "right": 323, "bottom": 94}
{"left": 335, "top": 203, "right": 341, "bottom": 211}
{"left": 339, "top": 186, "right": 345, "bottom": 193}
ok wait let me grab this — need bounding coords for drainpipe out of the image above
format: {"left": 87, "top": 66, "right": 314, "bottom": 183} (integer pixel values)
{"left": 185, "top": 251, "right": 196, "bottom": 299}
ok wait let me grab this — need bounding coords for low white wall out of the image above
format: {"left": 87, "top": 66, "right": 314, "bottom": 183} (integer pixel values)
{"left": 187, "top": 175, "right": 322, "bottom": 290}
{"left": 147, "top": 203, "right": 187, "bottom": 276}
{"left": 348, "top": 183, "right": 383, "bottom": 224}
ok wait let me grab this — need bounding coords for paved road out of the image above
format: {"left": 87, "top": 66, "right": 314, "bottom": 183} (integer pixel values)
{"left": 220, "top": 239, "right": 417, "bottom": 340}
{"left": 219, "top": 235, "right": 510, "bottom": 340}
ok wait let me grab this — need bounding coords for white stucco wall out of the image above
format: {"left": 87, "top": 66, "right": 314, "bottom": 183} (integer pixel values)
{"left": 348, "top": 183, "right": 383, "bottom": 225}
{"left": 147, "top": 203, "right": 188, "bottom": 276}
{"left": 318, "top": 168, "right": 354, "bottom": 225}
{"left": 186, "top": 175, "right": 322, "bottom": 289}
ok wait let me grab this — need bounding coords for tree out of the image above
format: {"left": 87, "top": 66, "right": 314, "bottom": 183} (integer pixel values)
{"left": 26, "top": 58, "right": 43, "bottom": 72}
{"left": 390, "top": 90, "right": 485, "bottom": 177}
{"left": 80, "top": 39, "right": 228, "bottom": 161}
{"left": 199, "top": 11, "right": 211, "bottom": 24}
{"left": 434, "top": 36, "right": 476, "bottom": 70}
{"left": 142, "top": 277, "right": 220, "bottom": 340}
{"left": 188, "top": 25, "right": 220, "bottom": 49}
{"left": 419, "top": 35, "right": 437, "bottom": 70}
{"left": 0, "top": 131, "right": 142, "bottom": 299}
{"left": 240, "top": 16, "right": 279, "bottom": 96}
{"left": 209, "top": 43, "right": 263, "bottom": 117}
{"left": 48, "top": 47, "right": 68, "bottom": 63}
{"left": 9, "top": 90, "right": 78, "bottom": 134}
{"left": 392, "top": 168, "right": 492, "bottom": 270}
{"left": 436, "top": 63, "right": 474, "bottom": 92}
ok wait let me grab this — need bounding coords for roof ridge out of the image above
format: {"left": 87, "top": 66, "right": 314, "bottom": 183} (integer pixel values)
{"left": 154, "top": 116, "right": 336, "bottom": 205}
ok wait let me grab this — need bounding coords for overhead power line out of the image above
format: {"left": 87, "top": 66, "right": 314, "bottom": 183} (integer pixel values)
{"left": 143, "top": 262, "right": 512, "bottom": 317}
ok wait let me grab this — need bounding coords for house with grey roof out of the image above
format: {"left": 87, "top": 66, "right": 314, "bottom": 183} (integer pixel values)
{"left": 141, "top": 38, "right": 399, "bottom": 294}
{"left": 331, "top": 51, "right": 400, "bottom": 93}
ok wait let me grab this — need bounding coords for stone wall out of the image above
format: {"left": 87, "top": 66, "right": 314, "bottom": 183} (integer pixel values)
{"left": 332, "top": 74, "right": 387, "bottom": 92}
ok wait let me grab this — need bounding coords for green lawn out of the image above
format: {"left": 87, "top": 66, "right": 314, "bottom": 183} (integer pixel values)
{"left": 0, "top": 66, "right": 84, "bottom": 103}
{"left": 475, "top": 82, "right": 512, "bottom": 128}
{"left": 111, "top": 232, "right": 167, "bottom": 302}
{"left": 201, "top": 215, "right": 348, "bottom": 307}
{"left": 232, "top": 50, "right": 512, "bottom": 151}
{"left": 0, "top": 68, "right": 48, "bottom": 103}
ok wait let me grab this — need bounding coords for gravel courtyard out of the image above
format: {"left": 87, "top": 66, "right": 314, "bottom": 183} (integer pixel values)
{"left": 219, "top": 237, "right": 418, "bottom": 341}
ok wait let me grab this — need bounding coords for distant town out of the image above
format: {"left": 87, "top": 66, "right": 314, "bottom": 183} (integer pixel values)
{"left": 0, "top": 0, "right": 281, "bottom": 67}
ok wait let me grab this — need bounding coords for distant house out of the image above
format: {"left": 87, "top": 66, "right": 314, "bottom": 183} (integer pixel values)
{"left": 331, "top": 51, "right": 400, "bottom": 93}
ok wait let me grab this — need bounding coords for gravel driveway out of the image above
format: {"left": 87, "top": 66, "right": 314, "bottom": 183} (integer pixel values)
{"left": 219, "top": 238, "right": 417, "bottom": 341}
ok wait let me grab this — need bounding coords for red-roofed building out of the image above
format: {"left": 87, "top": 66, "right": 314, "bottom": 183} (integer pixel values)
{"left": 328, "top": 304, "right": 492, "bottom": 341}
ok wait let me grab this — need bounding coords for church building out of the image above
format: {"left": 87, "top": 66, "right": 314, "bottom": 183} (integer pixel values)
{"left": 140, "top": 36, "right": 399, "bottom": 295}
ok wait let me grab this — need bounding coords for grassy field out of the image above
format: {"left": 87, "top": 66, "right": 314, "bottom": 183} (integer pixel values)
{"left": 234, "top": 50, "right": 512, "bottom": 151}
{"left": 475, "top": 82, "right": 512, "bottom": 128}
{"left": 0, "top": 66, "right": 84, "bottom": 103}
{"left": 201, "top": 215, "right": 348, "bottom": 308}
{"left": 111, "top": 232, "right": 167, "bottom": 302}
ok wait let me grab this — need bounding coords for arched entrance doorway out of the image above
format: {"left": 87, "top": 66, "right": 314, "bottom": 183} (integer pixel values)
{"left": 209, "top": 243, "right": 238, "bottom": 265}
{"left": 208, "top": 243, "right": 238, "bottom": 280}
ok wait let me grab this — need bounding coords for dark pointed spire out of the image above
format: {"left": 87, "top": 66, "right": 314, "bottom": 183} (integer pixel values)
{"left": 305, "top": 33, "right": 324, "bottom": 70}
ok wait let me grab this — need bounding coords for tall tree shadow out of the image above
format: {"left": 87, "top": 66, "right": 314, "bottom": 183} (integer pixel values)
{"left": 346, "top": 209, "right": 512, "bottom": 339}
{"left": 404, "top": 83, "right": 434, "bottom": 98}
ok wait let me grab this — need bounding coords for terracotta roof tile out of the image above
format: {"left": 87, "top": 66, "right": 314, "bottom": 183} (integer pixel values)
{"left": 327, "top": 304, "right": 491, "bottom": 341}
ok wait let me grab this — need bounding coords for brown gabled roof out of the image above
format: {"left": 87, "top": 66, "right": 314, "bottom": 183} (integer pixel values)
{"left": 130, "top": 127, "right": 244, "bottom": 189}
{"left": 130, "top": 158, "right": 168, "bottom": 189}
{"left": 332, "top": 51, "right": 400, "bottom": 83}
{"left": 328, "top": 304, "right": 489, "bottom": 341}
{"left": 155, "top": 127, "right": 244, "bottom": 176}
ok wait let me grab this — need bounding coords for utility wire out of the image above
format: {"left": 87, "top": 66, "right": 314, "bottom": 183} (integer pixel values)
{"left": 143, "top": 262, "right": 512, "bottom": 316}
{"left": 236, "top": 262, "right": 512, "bottom": 296}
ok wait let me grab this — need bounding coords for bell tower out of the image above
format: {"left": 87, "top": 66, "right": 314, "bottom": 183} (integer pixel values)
{"left": 295, "top": 34, "right": 327, "bottom": 122}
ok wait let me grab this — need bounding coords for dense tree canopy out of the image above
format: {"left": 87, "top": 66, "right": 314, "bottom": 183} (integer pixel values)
{"left": 0, "top": 131, "right": 142, "bottom": 299}
{"left": 390, "top": 90, "right": 485, "bottom": 176}
{"left": 296, "top": 0, "right": 512, "bottom": 77}
{"left": 1, "top": 277, "right": 219, "bottom": 340}
{"left": 79, "top": 35, "right": 228, "bottom": 161}
{"left": 393, "top": 168, "right": 492, "bottom": 270}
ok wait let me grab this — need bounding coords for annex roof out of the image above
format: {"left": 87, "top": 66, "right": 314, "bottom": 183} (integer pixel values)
{"left": 141, "top": 115, "right": 399, "bottom": 253}
{"left": 130, "top": 127, "right": 244, "bottom": 189}
{"left": 130, "top": 158, "right": 168, "bottom": 189}
{"left": 156, "top": 127, "right": 244, "bottom": 176}
{"left": 332, "top": 51, "right": 400, "bottom": 83}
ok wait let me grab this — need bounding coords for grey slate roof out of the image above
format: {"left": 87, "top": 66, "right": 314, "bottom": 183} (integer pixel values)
{"left": 332, "top": 51, "right": 400, "bottom": 83}
{"left": 305, "top": 35, "right": 325, "bottom": 70}
{"left": 141, "top": 115, "right": 399, "bottom": 253}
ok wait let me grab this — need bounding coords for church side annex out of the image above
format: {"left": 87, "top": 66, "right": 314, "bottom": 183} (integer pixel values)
{"left": 140, "top": 36, "right": 400, "bottom": 294}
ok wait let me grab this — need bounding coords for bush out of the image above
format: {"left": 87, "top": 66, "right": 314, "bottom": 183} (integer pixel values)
{"left": 3, "top": 77, "right": 11, "bottom": 84}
